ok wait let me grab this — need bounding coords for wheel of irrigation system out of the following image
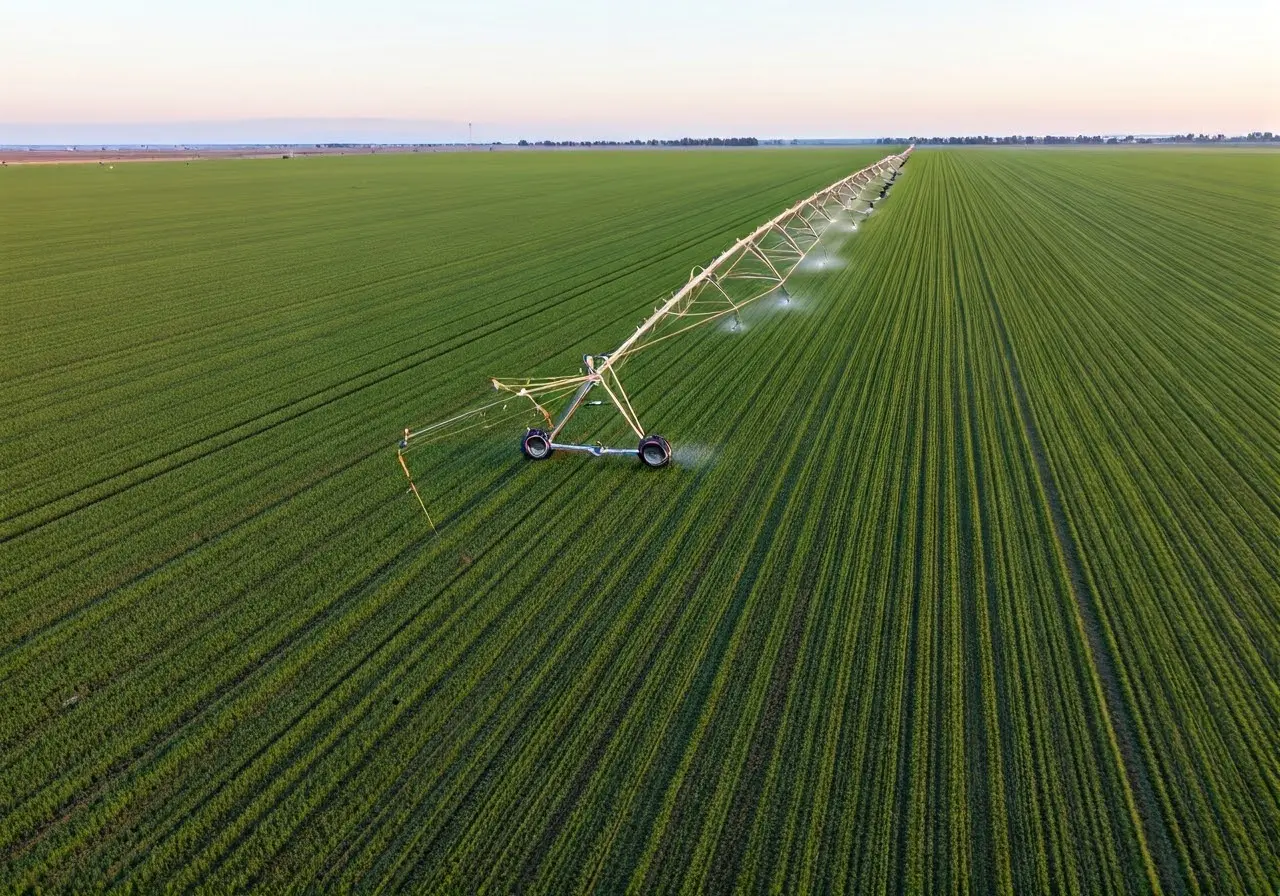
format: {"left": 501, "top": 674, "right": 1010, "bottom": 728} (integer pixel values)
{"left": 638, "top": 434, "right": 672, "bottom": 468}
{"left": 522, "top": 428, "right": 553, "bottom": 460}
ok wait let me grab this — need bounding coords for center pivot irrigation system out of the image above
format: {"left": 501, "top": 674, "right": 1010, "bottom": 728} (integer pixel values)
{"left": 397, "top": 146, "right": 913, "bottom": 528}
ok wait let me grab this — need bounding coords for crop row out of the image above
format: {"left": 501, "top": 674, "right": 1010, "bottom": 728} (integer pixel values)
{"left": 940, "top": 148, "right": 1278, "bottom": 892}
{"left": 1, "top": 147, "right": 1274, "bottom": 892}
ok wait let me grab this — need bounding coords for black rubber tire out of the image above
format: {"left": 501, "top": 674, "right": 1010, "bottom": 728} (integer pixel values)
{"left": 638, "top": 434, "right": 671, "bottom": 468}
{"left": 522, "top": 428, "right": 553, "bottom": 460}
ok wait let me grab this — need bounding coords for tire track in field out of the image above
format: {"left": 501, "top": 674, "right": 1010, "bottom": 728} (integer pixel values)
{"left": 704, "top": 584, "right": 811, "bottom": 890}
{"left": 890, "top": 293, "right": 932, "bottom": 895}
{"left": 973, "top": 238, "right": 1183, "bottom": 894}
{"left": 950, "top": 206, "right": 1016, "bottom": 893}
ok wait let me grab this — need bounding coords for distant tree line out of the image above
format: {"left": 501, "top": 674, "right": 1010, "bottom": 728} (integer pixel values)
{"left": 877, "top": 132, "right": 1276, "bottom": 146}
{"left": 516, "top": 137, "right": 759, "bottom": 147}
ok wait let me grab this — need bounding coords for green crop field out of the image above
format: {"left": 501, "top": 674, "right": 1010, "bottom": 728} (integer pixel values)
{"left": 1, "top": 147, "right": 1276, "bottom": 893}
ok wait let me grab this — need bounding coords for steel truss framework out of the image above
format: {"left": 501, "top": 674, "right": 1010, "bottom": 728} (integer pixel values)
{"left": 398, "top": 146, "right": 913, "bottom": 523}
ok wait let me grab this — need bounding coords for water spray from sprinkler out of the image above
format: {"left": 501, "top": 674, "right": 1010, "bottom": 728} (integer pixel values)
{"left": 395, "top": 146, "right": 913, "bottom": 529}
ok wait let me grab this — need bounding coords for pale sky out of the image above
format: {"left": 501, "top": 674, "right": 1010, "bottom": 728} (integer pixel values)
{"left": 2, "top": 0, "right": 1276, "bottom": 142}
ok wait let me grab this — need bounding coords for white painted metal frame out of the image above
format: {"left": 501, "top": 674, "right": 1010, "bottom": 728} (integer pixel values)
{"left": 400, "top": 145, "right": 913, "bottom": 465}
{"left": 535, "top": 147, "right": 913, "bottom": 447}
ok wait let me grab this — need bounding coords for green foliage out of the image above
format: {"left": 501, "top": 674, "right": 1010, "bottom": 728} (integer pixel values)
{"left": 0, "top": 147, "right": 1275, "bottom": 893}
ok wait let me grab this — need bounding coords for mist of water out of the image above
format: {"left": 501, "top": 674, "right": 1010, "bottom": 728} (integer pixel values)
{"left": 795, "top": 252, "right": 848, "bottom": 274}
{"left": 672, "top": 442, "right": 717, "bottom": 471}
{"left": 824, "top": 218, "right": 860, "bottom": 237}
